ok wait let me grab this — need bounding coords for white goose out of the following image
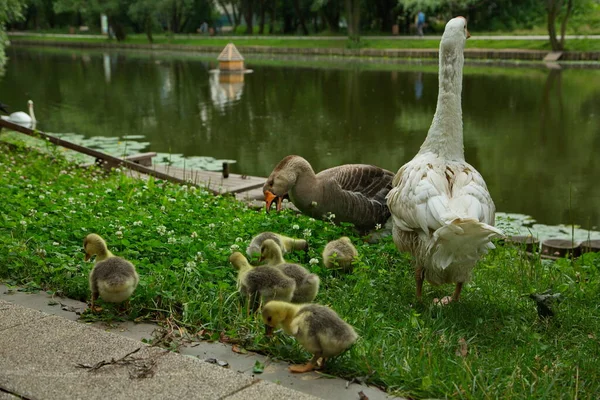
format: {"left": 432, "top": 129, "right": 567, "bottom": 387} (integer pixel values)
{"left": 386, "top": 17, "right": 503, "bottom": 305}
{"left": 1, "top": 100, "right": 36, "bottom": 128}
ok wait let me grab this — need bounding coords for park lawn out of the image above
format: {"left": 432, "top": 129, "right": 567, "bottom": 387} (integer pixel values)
{"left": 0, "top": 139, "right": 599, "bottom": 398}
{"left": 11, "top": 33, "right": 600, "bottom": 52}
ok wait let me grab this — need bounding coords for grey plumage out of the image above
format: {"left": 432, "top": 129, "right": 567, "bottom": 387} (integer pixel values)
{"left": 242, "top": 266, "right": 296, "bottom": 302}
{"left": 246, "top": 232, "right": 307, "bottom": 258}
{"left": 89, "top": 257, "right": 139, "bottom": 303}
{"left": 263, "top": 155, "right": 394, "bottom": 231}
{"left": 276, "top": 263, "right": 320, "bottom": 303}
{"left": 322, "top": 237, "right": 358, "bottom": 271}
{"left": 296, "top": 304, "right": 357, "bottom": 355}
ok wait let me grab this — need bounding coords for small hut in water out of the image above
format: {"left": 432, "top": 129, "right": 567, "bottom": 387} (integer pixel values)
{"left": 217, "top": 43, "right": 245, "bottom": 72}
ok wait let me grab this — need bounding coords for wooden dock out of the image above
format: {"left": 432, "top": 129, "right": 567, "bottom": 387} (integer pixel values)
{"left": 126, "top": 165, "right": 266, "bottom": 195}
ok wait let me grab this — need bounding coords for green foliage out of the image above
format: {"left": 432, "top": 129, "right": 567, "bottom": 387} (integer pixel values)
{"left": 1, "top": 141, "right": 600, "bottom": 397}
{"left": 0, "top": 0, "right": 25, "bottom": 70}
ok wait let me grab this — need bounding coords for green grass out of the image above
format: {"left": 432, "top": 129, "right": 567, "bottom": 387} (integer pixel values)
{"left": 11, "top": 33, "right": 600, "bottom": 52}
{"left": 1, "top": 140, "right": 600, "bottom": 398}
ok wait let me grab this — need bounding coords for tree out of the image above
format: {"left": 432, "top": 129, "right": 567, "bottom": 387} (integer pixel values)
{"left": 546, "top": 0, "right": 574, "bottom": 51}
{"left": 0, "top": 0, "right": 26, "bottom": 71}
{"left": 128, "top": 0, "right": 155, "bottom": 42}
{"left": 54, "top": 0, "right": 132, "bottom": 41}
{"left": 345, "top": 0, "right": 360, "bottom": 42}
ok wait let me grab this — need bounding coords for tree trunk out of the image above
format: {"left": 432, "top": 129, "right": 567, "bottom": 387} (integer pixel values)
{"left": 269, "top": 1, "right": 276, "bottom": 33}
{"left": 233, "top": 2, "right": 241, "bottom": 30}
{"left": 293, "top": 0, "right": 309, "bottom": 35}
{"left": 258, "top": 0, "right": 266, "bottom": 34}
{"left": 559, "top": 0, "right": 574, "bottom": 49}
{"left": 243, "top": 0, "right": 254, "bottom": 34}
{"left": 546, "top": 0, "right": 561, "bottom": 50}
{"left": 145, "top": 16, "right": 153, "bottom": 43}
{"left": 345, "top": 0, "right": 360, "bottom": 42}
{"left": 109, "top": 16, "right": 127, "bottom": 41}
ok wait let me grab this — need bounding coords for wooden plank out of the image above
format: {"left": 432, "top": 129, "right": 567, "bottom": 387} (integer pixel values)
{"left": 127, "top": 165, "right": 266, "bottom": 194}
{"left": 543, "top": 51, "right": 563, "bottom": 62}
{"left": 0, "top": 119, "right": 219, "bottom": 194}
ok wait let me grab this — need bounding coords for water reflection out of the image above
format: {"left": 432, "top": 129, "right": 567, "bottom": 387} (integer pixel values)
{"left": 1, "top": 46, "right": 599, "bottom": 227}
{"left": 209, "top": 71, "right": 245, "bottom": 111}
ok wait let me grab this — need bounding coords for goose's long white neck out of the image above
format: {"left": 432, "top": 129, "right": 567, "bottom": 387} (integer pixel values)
{"left": 418, "top": 41, "right": 465, "bottom": 161}
{"left": 29, "top": 103, "right": 37, "bottom": 123}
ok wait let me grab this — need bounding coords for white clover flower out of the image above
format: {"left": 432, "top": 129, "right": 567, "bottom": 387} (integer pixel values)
{"left": 29, "top": 209, "right": 37, "bottom": 215}
{"left": 181, "top": 185, "right": 188, "bottom": 191}
{"left": 303, "top": 229, "right": 312, "bottom": 238}
{"left": 208, "top": 242, "right": 217, "bottom": 249}
{"left": 26, "top": 184, "right": 32, "bottom": 189}
{"left": 168, "top": 237, "right": 176, "bottom": 244}
{"left": 186, "top": 261, "right": 196, "bottom": 268}
{"left": 97, "top": 212, "right": 103, "bottom": 217}
{"left": 39, "top": 195, "right": 45, "bottom": 200}
{"left": 114, "top": 168, "right": 121, "bottom": 173}
{"left": 309, "top": 258, "right": 319, "bottom": 265}
{"left": 208, "top": 223, "right": 215, "bottom": 229}
{"left": 117, "top": 199, "right": 123, "bottom": 203}
{"left": 191, "top": 231, "right": 198, "bottom": 238}
{"left": 190, "top": 186, "right": 197, "bottom": 192}
{"left": 187, "top": 209, "right": 194, "bottom": 213}
{"left": 235, "top": 237, "right": 243, "bottom": 243}
{"left": 230, "top": 244, "right": 240, "bottom": 251}
{"left": 232, "top": 218, "right": 241, "bottom": 223}
{"left": 52, "top": 242, "right": 60, "bottom": 246}
{"left": 20, "top": 220, "right": 27, "bottom": 226}
{"left": 203, "top": 203, "right": 209, "bottom": 208}
{"left": 117, "top": 206, "right": 124, "bottom": 211}
{"left": 156, "top": 225, "right": 167, "bottom": 235}
{"left": 92, "top": 177, "right": 98, "bottom": 182}
{"left": 133, "top": 221, "right": 143, "bottom": 227}
{"left": 194, "top": 252, "right": 204, "bottom": 262}
{"left": 42, "top": 213, "right": 48, "bottom": 217}
{"left": 105, "top": 188, "right": 112, "bottom": 194}
{"left": 70, "top": 210, "right": 76, "bottom": 214}
{"left": 292, "top": 224, "right": 300, "bottom": 230}
{"left": 375, "top": 223, "right": 382, "bottom": 230}
{"left": 309, "top": 218, "right": 316, "bottom": 222}
{"left": 37, "top": 249, "right": 47, "bottom": 257}
{"left": 116, "top": 231, "right": 123, "bottom": 238}
{"left": 167, "top": 230, "right": 174, "bottom": 236}
{"left": 168, "top": 198, "right": 176, "bottom": 203}
{"left": 68, "top": 197, "right": 74, "bottom": 203}
{"left": 311, "top": 201, "right": 318, "bottom": 207}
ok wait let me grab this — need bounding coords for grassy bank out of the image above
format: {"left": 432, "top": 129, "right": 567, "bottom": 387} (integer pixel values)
{"left": 10, "top": 33, "right": 600, "bottom": 52}
{"left": 1, "top": 140, "right": 599, "bottom": 398}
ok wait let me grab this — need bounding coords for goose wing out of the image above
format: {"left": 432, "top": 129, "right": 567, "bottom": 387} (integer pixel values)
{"left": 387, "top": 156, "right": 495, "bottom": 234}
{"left": 317, "top": 164, "right": 394, "bottom": 204}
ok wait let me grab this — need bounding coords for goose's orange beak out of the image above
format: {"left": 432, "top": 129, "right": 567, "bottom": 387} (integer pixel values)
{"left": 264, "top": 190, "right": 284, "bottom": 213}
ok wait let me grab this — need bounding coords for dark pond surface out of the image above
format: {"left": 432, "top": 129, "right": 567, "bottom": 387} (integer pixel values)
{"left": 2, "top": 46, "right": 599, "bottom": 228}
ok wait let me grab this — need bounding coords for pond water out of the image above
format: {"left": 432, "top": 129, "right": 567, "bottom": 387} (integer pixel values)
{"left": 1, "top": 46, "right": 599, "bottom": 229}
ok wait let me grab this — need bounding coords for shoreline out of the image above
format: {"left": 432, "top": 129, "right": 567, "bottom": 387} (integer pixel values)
{"left": 10, "top": 37, "right": 600, "bottom": 62}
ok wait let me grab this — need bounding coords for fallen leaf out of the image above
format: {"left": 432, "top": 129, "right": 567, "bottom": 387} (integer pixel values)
{"left": 358, "top": 390, "right": 369, "bottom": 400}
{"left": 252, "top": 360, "right": 264, "bottom": 374}
{"left": 232, "top": 345, "right": 247, "bottom": 354}
{"left": 456, "top": 337, "right": 468, "bottom": 357}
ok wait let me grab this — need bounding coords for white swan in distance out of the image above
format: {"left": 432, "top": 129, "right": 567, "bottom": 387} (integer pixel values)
{"left": 1, "top": 100, "right": 36, "bottom": 128}
{"left": 386, "top": 17, "right": 504, "bottom": 305}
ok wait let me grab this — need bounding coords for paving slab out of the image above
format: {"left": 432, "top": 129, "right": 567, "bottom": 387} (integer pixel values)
{"left": 0, "top": 286, "right": 400, "bottom": 400}
{"left": 0, "top": 299, "right": 49, "bottom": 331}
{"left": 0, "top": 306, "right": 257, "bottom": 400}
{"left": 226, "top": 380, "right": 318, "bottom": 400}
